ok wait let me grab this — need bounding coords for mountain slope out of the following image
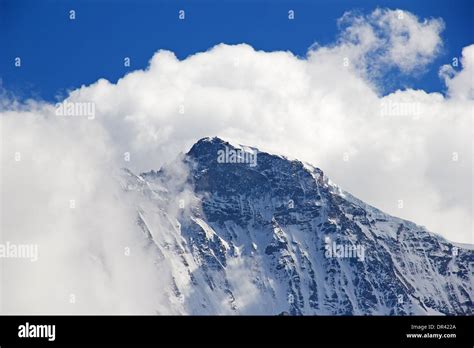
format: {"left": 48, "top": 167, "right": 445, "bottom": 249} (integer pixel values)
{"left": 120, "top": 137, "right": 473, "bottom": 315}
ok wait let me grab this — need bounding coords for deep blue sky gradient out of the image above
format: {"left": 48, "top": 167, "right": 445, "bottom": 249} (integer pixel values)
{"left": 0, "top": 0, "right": 472, "bottom": 102}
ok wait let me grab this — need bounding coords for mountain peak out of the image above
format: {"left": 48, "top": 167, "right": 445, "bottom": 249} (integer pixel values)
{"left": 187, "top": 136, "right": 229, "bottom": 156}
{"left": 197, "top": 136, "right": 227, "bottom": 145}
{"left": 187, "top": 136, "right": 262, "bottom": 169}
{"left": 123, "top": 137, "right": 474, "bottom": 315}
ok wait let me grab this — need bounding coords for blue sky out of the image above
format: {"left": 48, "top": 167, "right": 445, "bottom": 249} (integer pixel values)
{"left": 0, "top": 0, "right": 472, "bottom": 102}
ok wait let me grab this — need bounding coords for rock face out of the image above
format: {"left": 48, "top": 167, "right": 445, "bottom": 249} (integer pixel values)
{"left": 120, "top": 137, "right": 474, "bottom": 315}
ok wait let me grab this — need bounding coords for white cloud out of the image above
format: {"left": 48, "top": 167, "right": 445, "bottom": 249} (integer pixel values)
{"left": 317, "top": 8, "right": 445, "bottom": 78}
{"left": 0, "top": 108, "right": 175, "bottom": 313}
{"left": 439, "top": 44, "right": 474, "bottom": 99}
{"left": 1, "top": 8, "right": 472, "bottom": 313}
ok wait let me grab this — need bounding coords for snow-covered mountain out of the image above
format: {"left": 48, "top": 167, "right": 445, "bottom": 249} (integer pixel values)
{"left": 119, "top": 137, "right": 473, "bottom": 315}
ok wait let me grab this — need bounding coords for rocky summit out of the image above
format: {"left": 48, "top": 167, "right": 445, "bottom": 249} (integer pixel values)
{"left": 119, "top": 137, "right": 474, "bottom": 315}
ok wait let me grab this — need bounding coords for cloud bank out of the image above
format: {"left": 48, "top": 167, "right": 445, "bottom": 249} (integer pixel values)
{"left": 1, "top": 8, "right": 472, "bottom": 313}
{"left": 324, "top": 8, "right": 445, "bottom": 76}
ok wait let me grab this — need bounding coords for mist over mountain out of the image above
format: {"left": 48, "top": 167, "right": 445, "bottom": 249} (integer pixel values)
{"left": 119, "top": 137, "right": 474, "bottom": 315}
